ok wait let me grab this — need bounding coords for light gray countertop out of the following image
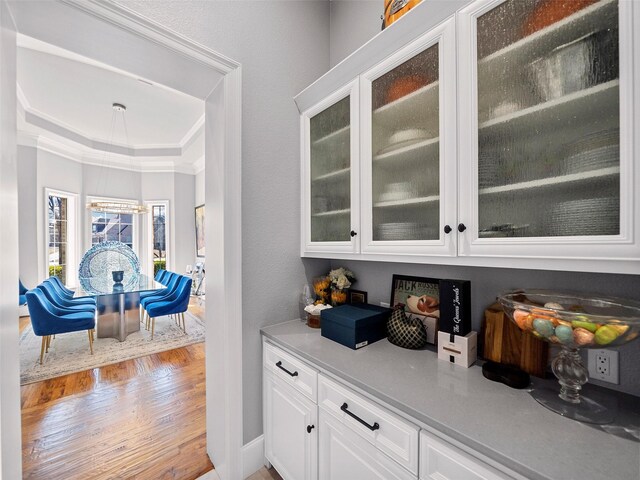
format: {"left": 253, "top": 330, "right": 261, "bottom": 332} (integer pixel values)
{"left": 261, "top": 320, "right": 640, "bottom": 480}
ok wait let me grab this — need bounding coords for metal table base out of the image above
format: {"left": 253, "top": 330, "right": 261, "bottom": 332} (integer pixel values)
{"left": 96, "top": 292, "right": 141, "bottom": 342}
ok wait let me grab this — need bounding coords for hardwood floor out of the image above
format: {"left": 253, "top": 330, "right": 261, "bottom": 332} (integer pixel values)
{"left": 246, "top": 467, "right": 283, "bottom": 480}
{"left": 21, "top": 300, "right": 213, "bottom": 479}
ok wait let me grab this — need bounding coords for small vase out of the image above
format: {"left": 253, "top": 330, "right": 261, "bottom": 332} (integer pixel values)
{"left": 331, "top": 288, "right": 348, "bottom": 307}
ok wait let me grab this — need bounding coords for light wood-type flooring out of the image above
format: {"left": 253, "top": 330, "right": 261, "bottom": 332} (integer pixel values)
{"left": 247, "top": 467, "right": 283, "bottom": 480}
{"left": 21, "top": 299, "right": 214, "bottom": 479}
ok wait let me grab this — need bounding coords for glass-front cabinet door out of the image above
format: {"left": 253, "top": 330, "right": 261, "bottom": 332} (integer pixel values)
{"left": 360, "top": 19, "right": 457, "bottom": 256}
{"left": 458, "top": 0, "right": 639, "bottom": 262}
{"left": 302, "top": 80, "right": 359, "bottom": 254}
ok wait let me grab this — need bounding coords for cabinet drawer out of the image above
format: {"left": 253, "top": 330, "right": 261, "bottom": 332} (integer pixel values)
{"left": 318, "top": 374, "right": 419, "bottom": 475}
{"left": 264, "top": 342, "right": 318, "bottom": 401}
{"left": 420, "top": 431, "right": 512, "bottom": 480}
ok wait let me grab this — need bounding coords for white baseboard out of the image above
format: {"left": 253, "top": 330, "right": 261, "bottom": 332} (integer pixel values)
{"left": 242, "top": 434, "right": 265, "bottom": 479}
{"left": 196, "top": 470, "right": 221, "bottom": 480}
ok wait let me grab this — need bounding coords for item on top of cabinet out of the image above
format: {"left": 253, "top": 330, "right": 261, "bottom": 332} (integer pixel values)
{"left": 387, "top": 305, "right": 428, "bottom": 349}
{"left": 313, "top": 276, "right": 331, "bottom": 304}
{"left": 437, "top": 331, "right": 477, "bottom": 367}
{"left": 321, "top": 304, "right": 391, "bottom": 349}
{"left": 390, "top": 274, "right": 439, "bottom": 344}
{"left": 439, "top": 280, "right": 471, "bottom": 336}
{"left": 382, "top": 0, "right": 423, "bottom": 30}
{"left": 482, "top": 302, "right": 548, "bottom": 378}
{"left": 527, "top": 28, "right": 619, "bottom": 103}
{"left": 521, "top": 0, "right": 597, "bottom": 37}
{"left": 348, "top": 289, "right": 368, "bottom": 305}
{"left": 327, "top": 267, "right": 356, "bottom": 306}
{"left": 304, "top": 303, "right": 332, "bottom": 329}
{"left": 498, "top": 290, "right": 640, "bottom": 424}
{"left": 481, "top": 361, "right": 530, "bottom": 390}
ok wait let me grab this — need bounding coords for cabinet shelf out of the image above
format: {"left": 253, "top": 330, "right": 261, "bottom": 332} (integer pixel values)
{"left": 478, "top": 0, "right": 617, "bottom": 79}
{"left": 373, "top": 81, "right": 439, "bottom": 130}
{"left": 312, "top": 208, "right": 350, "bottom": 217}
{"left": 374, "top": 137, "right": 439, "bottom": 164}
{"left": 312, "top": 125, "right": 350, "bottom": 147}
{"left": 374, "top": 195, "right": 439, "bottom": 208}
{"left": 312, "top": 167, "right": 350, "bottom": 182}
{"left": 479, "top": 80, "right": 619, "bottom": 137}
{"left": 479, "top": 166, "right": 620, "bottom": 196}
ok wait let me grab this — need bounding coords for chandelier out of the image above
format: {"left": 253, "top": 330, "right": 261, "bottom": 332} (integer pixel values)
{"left": 86, "top": 103, "right": 148, "bottom": 215}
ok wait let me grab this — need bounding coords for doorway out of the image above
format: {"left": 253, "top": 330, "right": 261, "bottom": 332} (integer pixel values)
{"left": 0, "top": 1, "right": 243, "bottom": 478}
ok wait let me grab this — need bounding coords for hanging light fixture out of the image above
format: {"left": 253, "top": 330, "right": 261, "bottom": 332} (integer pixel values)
{"left": 86, "top": 103, "right": 148, "bottom": 215}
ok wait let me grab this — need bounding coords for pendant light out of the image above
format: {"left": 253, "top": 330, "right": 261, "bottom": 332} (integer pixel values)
{"left": 86, "top": 102, "right": 148, "bottom": 215}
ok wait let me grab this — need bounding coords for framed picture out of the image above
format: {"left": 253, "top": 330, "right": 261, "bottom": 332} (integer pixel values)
{"left": 390, "top": 274, "right": 440, "bottom": 344}
{"left": 195, "top": 204, "right": 205, "bottom": 258}
{"left": 349, "top": 289, "right": 368, "bottom": 305}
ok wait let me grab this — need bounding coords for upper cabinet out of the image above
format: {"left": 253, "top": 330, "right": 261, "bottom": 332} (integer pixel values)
{"left": 360, "top": 21, "right": 457, "bottom": 256}
{"left": 457, "top": 0, "right": 638, "bottom": 264}
{"left": 302, "top": 80, "right": 359, "bottom": 254}
{"left": 296, "top": 0, "right": 639, "bottom": 274}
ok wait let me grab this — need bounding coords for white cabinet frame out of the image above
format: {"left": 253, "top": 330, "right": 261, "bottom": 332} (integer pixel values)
{"left": 301, "top": 80, "right": 360, "bottom": 255}
{"left": 360, "top": 19, "right": 458, "bottom": 257}
{"left": 457, "top": 0, "right": 640, "bottom": 265}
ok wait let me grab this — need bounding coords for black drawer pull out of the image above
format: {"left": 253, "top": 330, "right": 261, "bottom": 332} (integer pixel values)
{"left": 307, "top": 424, "right": 315, "bottom": 433}
{"left": 275, "top": 361, "right": 298, "bottom": 377}
{"left": 341, "top": 402, "right": 380, "bottom": 431}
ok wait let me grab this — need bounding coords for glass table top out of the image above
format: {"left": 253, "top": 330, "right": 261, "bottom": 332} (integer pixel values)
{"left": 75, "top": 273, "right": 165, "bottom": 297}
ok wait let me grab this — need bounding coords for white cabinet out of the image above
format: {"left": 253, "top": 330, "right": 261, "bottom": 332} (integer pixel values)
{"left": 296, "top": 0, "right": 640, "bottom": 274}
{"left": 319, "top": 410, "right": 416, "bottom": 480}
{"left": 264, "top": 371, "right": 318, "bottom": 480}
{"left": 419, "top": 430, "right": 510, "bottom": 480}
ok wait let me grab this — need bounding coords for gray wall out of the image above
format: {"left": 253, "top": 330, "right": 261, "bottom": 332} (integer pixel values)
{"left": 330, "top": 0, "right": 382, "bottom": 68}
{"left": 17, "top": 145, "right": 38, "bottom": 288}
{"left": 118, "top": 0, "right": 332, "bottom": 443}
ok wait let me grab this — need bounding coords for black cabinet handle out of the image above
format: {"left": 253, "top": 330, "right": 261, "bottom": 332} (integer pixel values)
{"left": 307, "top": 424, "right": 315, "bottom": 433}
{"left": 275, "top": 361, "right": 298, "bottom": 377}
{"left": 444, "top": 225, "right": 452, "bottom": 234}
{"left": 458, "top": 223, "right": 467, "bottom": 233}
{"left": 350, "top": 230, "right": 358, "bottom": 237}
{"left": 341, "top": 402, "right": 380, "bottom": 431}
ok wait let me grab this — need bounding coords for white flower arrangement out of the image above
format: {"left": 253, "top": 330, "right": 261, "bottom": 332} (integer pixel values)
{"left": 328, "top": 267, "right": 356, "bottom": 290}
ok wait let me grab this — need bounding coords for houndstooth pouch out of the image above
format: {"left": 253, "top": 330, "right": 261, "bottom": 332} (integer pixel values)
{"left": 387, "top": 305, "right": 428, "bottom": 349}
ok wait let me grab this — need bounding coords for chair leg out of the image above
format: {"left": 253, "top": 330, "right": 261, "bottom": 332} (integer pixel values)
{"left": 151, "top": 318, "right": 155, "bottom": 340}
{"left": 88, "top": 329, "right": 94, "bottom": 355}
{"left": 45, "top": 335, "right": 51, "bottom": 353}
{"left": 40, "top": 336, "right": 46, "bottom": 365}
{"left": 181, "top": 312, "right": 186, "bottom": 334}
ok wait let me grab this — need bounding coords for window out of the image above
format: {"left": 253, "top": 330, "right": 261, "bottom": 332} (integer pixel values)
{"left": 91, "top": 211, "right": 134, "bottom": 249}
{"left": 46, "top": 189, "right": 77, "bottom": 287}
{"left": 152, "top": 204, "right": 167, "bottom": 275}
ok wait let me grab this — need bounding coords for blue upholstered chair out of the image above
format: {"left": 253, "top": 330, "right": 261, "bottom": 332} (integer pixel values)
{"left": 37, "top": 283, "right": 96, "bottom": 313}
{"left": 26, "top": 288, "right": 96, "bottom": 364}
{"left": 44, "top": 278, "right": 96, "bottom": 306}
{"left": 140, "top": 272, "right": 180, "bottom": 306}
{"left": 19, "top": 279, "right": 28, "bottom": 306}
{"left": 145, "top": 276, "right": 192, "bottom": 339}
{"left": 155, "top": 269, "right": 167, "bottom": 284}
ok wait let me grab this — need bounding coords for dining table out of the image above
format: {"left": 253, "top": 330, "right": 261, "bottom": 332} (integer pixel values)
{"left": 75, "top": 273, "right": 166, "bottom": 342}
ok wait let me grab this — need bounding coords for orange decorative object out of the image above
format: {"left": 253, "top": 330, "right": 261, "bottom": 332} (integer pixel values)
{"left": 383, "top": 0, "right": 422, "bottom": 30}
{"left": 385, "top": 75, "right": 427, "bottom": 104}
{"left": 331, "top": 289, "right": 348, "bottom": 306}
{"left": 522, "top": 0, "right": 597, "bottom": 37}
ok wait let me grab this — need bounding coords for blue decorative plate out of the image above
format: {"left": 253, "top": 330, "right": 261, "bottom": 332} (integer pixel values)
{"left": 78, "top": 241, "right": 140, "bottom": 292}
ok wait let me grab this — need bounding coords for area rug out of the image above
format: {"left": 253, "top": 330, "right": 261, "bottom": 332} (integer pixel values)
{"left": 19, "top": 311, "right": 205, "bottom": 385}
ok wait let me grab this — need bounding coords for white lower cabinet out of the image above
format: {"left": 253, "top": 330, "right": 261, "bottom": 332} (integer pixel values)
{"left": 419, "top": 430, "right": 510, "bottom": 480}
{"left": 264, "top": 370, "right": 318, "bottom": 480}
{"left": 319, "top": 410, "right": 416, "bottom": 480}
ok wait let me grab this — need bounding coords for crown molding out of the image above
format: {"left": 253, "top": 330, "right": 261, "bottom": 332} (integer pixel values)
{"left": 17, "top": 131, "right": 202, "bottom": 174}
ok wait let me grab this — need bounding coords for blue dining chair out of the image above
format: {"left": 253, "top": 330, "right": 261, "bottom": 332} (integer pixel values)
{"left": 141, "top": 272, "right": 180, "bottom": 306}
{"left": 44, "top": 278, "right": 96, "bottom": 306}
{"left": 26, "top": 288, "right": 96, "bottom": 364}
{"left": 19, "top": 279, "right": 28, "bottom": 306}
{"left": 145, "top": 276, "right": 192, "bottom": 339}
{"left": 37, "top": 283, "right": 96, "bottom": 313}
{"left": 155, "top": 269, "right": 167, "bottom": 284}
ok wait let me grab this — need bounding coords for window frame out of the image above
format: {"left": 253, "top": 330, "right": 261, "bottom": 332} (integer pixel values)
{"left": 44, "top": 188, "right": 78, "bottom": 287}
{"left": 145, "top": 200, "right": 171, "bottom": 278}
{"left": 86, "top": 195, "right": 139, "bottom": 257}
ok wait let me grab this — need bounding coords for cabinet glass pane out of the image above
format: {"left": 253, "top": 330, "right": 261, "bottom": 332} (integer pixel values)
{"left": 477, "top": 0, "right": 620, "bottom": 238}
{"left": 310, "top": 96, "right": 351, "bottom": 242}
{"left": 371, "top": 44, "right": 439, "bottom": 241}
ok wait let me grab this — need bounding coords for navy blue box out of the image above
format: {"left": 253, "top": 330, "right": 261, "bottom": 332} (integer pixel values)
{"left": 321, "top": 304, "right": 391, "bottom": 349}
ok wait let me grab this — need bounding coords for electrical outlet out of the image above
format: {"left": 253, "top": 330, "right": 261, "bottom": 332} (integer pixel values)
{"left": 588, "top": 349, "right": 619, "bottom": 384}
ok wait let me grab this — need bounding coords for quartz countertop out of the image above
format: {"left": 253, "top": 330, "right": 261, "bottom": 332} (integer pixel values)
{"left": 261, "top": 320, "right": 640, "bottom": 480}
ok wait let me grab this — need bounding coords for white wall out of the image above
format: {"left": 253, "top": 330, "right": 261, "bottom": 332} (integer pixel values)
{"left": 330, "top": 0, "right": 382, "bottom": 68}
{"left": 118, "top": 0, "right": 332, "bottom": 443}
{"left": 17, "top": 147, "right": 199, "bottom": 285}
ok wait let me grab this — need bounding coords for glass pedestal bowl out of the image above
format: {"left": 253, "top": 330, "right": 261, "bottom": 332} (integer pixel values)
{"left": 498, "top": 290, "right": 640, "bottom": 425}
